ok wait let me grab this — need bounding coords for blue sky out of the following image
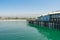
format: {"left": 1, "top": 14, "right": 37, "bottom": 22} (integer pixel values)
{"left": 0, "top": 0, "right": 60, "bottom": 17}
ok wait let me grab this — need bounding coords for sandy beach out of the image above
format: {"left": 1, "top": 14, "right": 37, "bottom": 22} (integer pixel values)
{"left": 0, "top": 19, "right": 26, "bottom": 21}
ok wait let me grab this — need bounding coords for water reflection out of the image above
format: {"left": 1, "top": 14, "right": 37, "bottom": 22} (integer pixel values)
{"left": 27, "top": 23, "right": 60, "bottom": 40}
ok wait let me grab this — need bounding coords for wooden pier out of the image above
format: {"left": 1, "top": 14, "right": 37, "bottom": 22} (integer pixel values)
{"left": 27, "top": 20, "right": 60, "bottom": 29}
{"left": 27, "top": 12, "right": 60, "bottom": 30}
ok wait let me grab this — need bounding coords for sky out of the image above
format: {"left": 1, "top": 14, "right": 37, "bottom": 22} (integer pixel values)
{"left": 0, "top": 0, "right": 60, "bottom": 17}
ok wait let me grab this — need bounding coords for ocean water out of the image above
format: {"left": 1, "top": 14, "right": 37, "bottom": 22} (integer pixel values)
{"left": 0, "top": 20, "right": 60, "bottom": 40}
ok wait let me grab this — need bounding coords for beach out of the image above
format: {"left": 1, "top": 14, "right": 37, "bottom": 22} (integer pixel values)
{"left": 0, "top": 19, "right": 26, "bottom": 21}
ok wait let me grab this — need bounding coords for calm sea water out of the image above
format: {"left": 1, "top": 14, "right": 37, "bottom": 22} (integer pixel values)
{"left": 0, "top": 20, "right": 60, "bottom": 40}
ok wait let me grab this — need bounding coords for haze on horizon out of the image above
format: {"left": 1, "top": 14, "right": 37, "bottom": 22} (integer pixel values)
{"left": 0, "top": 0, "right": 60, "bottom": 17}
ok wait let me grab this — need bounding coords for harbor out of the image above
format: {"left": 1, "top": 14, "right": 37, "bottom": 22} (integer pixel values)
{"left": 27, "top": 11, "right": 60, "bottom": 30}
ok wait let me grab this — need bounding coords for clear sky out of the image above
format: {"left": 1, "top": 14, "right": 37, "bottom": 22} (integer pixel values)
{"left": 0, "top": 0, "right": 60, "bottom": 17}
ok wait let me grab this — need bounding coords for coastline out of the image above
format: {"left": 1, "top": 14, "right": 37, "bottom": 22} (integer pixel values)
{"left": 0, "top": 19, "right": 26, "bottom": 21}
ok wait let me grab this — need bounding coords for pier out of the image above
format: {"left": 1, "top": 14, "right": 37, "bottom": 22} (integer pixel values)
{"left": 27, "top": 11, "right": 60, "bottom": 30}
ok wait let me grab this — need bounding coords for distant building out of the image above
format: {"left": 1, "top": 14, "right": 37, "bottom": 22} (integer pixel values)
{"left": 49, "top": 11, "right": 60, "bottom": 22}
{"left": 37, "top": 11, "right": 60, "bottom": 22}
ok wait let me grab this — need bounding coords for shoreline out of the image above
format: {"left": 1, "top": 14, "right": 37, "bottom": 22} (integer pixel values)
{"left": 0, "top": 19, "right": 26, "bottom": 21}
